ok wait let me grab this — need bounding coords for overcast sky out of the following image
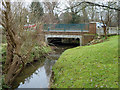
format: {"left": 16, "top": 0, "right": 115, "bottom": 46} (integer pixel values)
{"left": 10, "top": 0, "right": 118, "bottom": 16}
{"left": 11, "top": 0, "right": 118, "bottom": 2}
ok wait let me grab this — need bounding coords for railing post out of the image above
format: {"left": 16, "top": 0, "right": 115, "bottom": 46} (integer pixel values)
{"left": 81, "top": 29, "right": 83, "bottom": 33}
{"left": 64, "top": 25, "right": 66, "bottom": 32}
{"left": 48, "top": 27, "right": 49, "bottom": 31}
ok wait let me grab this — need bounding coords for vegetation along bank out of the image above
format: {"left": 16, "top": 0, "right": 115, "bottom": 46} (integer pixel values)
{"left": 0, "top": 43, "right": 51, "bottom": 89}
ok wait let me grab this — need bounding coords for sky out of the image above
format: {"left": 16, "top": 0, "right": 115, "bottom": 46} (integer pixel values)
{"left": 10, "top": 0, "right": 118, "bottom": 2}
{"left": 9, "top": 0, "right": 118, "bottom": 16}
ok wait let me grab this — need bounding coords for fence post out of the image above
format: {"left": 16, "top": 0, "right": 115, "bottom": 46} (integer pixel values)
{"left": 48, "top": 27, "right": 49, "bottom": 31}
{"left": 64, "top": 25, "right": 66, "bottom": 32}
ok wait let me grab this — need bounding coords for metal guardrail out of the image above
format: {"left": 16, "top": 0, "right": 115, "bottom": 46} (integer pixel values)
{"left": 43, "top": 24, "right": 89, "bottom": 32}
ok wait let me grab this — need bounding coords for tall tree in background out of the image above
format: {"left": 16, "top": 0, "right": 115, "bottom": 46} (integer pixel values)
{"left": 65, "top": 1, "right": 80, "bottom": 24}
{"left": 30, "top": 1, "right": 44, "bottom": 23}
{"left": 63, "top": 1, "right": 89, "bottom": 24}
{"left": 42, "top": 1, "right": 60, "bottom": 24}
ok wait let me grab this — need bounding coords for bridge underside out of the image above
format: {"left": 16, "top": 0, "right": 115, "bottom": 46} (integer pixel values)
{"left": 45, "top": 34, "right": 82, "bottom": 46}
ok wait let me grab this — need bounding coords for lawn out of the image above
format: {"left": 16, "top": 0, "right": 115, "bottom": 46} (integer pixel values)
{"left": 51, "top": 35, "right": 118, "bottom": 88}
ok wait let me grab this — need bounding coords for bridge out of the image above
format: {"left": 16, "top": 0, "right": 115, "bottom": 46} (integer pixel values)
{"left": 43, "top": 22, "right": 96, "bottom": 46}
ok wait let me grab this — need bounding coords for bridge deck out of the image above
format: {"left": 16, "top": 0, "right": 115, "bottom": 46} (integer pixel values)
{"left": 44, "top": 31, "right": 90, "bottom": 35}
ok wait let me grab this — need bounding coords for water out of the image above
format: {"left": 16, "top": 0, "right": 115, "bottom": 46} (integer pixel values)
{"left": 12, "top": 45, "right": 74, "bottom": 89}
{"left": 17, "top": 60, "right": 55, "bottom": 88}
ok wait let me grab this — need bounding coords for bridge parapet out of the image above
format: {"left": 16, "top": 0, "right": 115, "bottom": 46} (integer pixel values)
{"left": 43, "top": 23, "right": 96, "bottom": 34}
{"left": 43, "top": 24, "right": 89, "bottom": 32}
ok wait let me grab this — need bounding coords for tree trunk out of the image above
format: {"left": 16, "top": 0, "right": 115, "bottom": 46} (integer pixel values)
{"left": 2, "top": 2, "right": 43, "bottom": 87}
{"left": 5, "top": 55, "right": 23, "bottom": 85}
{"left": 5, "top": 36, "right": 14, "bottom": 70}
{"left": 103, "top": 26, "right": 107, "bottom": 39}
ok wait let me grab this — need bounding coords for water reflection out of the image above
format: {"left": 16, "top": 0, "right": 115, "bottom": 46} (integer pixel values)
{"left": 12, "top": 58, "right": 56, "bottom": 88}
{"left": 12, "top": 46, "right": 74, "bottom": 89}
{"left": 18, "top": 66, "right": 49, "bottom": 88}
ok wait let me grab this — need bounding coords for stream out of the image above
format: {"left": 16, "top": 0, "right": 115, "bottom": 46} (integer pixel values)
{"left": 12, "top": 45, "right": 76, "bottom": 89}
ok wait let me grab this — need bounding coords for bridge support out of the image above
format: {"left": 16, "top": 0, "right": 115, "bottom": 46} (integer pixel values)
{"left": 79, "top": 37, "right": 82, "bottom": 46}
{"left": 45, "top": 34, "right": 83, "bottom": 46}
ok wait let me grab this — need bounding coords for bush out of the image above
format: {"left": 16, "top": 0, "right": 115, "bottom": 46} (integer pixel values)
{"left": 27, "top": 45, "right": 51, "bottom": 63}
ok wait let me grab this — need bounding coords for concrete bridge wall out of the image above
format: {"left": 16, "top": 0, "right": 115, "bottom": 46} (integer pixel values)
{"left": 45, "top": 34, "right": 83, "bottom": 46}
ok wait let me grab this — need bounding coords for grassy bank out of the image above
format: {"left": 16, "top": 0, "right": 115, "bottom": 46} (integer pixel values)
{"left": 51, "top": 36, "right": 118, "bottom": 88}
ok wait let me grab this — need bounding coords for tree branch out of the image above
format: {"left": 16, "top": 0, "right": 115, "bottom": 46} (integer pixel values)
{"left": 64, "top": 1, "right": 120, "bottom": 11}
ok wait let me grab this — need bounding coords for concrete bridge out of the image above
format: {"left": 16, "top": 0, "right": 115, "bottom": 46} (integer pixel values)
{"left": 43, "top": 22, "right": 96, "bottom": 46}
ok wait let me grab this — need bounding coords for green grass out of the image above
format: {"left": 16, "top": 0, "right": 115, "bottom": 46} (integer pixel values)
{"left": 51, "top": 36, "right": 118, "bottom": 88}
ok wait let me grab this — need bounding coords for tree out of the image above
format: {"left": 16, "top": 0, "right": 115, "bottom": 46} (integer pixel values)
{"left": 99, "top": 1, "right": 118, "bottom": 39}
{"left": 63, "top": 1, "right": 89, "bottom": 24}
{"left": 64, "top": 1, "right": 119, "bottom": 38}
{"left": 1, "top": 1, "right": 43, "bottom": 86}
{"left": 30, "top": 1, "right": 44, "bottom": 23}
{"left": 59, "top": 12, "right": 72, "bottom": 24}
{"left": 69, "top": 12, "right": 81, "bottom": 24}
{"left": 42, "top": 1, "right": 60, "bottom": 24}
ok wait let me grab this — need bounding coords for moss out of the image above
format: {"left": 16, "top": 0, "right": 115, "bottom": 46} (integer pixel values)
{"left": 52, "top": 35, "right": 118, "bottom": 88}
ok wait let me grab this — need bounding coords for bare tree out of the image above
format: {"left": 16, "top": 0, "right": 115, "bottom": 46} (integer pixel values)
{"left": 59, "top": 12, "right": 72, "bottom": 24}
{"left": 99, "top": 1, "right": 118, "bottom": 39}
{"left": 29, "top": 1, "right": 44, "bottom": 23}
{"left": 1, "top": 1, "right": 43, "bottom": 86}
{"left": 63, "top": 1, "right": 119, "bottom": 38}
{"left": 42, "top": 1, "right": 60, "bottom": 24}
{"left": 61, "top": 1, "right": 89, "bottom": 24}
